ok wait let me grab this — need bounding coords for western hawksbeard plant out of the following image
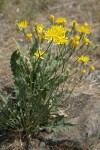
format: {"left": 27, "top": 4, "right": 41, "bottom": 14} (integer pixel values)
{"left": 0, "top": 15, "right": 98, "bottom": 138}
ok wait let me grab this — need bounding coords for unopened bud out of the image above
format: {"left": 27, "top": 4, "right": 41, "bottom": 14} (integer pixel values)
{"left": 50, "top": 15, "right": 54, "bottom": 24}
{"left": 90, "top": 65, "right": 95, "bottom": 71}
{"left": 81, "top": 70, "right": 86, "bottom": 75}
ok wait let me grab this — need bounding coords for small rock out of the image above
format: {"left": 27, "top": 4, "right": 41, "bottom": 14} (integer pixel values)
{"left": 18, "top": 38, "right": 24, "bottom": 43}
{"left": 68, "top": 116, "right": 79, "bottom": 124}
{"left": 0, "top": 79, "right": 4, "bottom": 84}
{"left": 0, "top": 13, "right": 4, "bottom": 20}
{"left": 92, "top": 142, "right": 100, "bottom": 150}
{"left": 39, "top": 142, "right": 45, "bottom": 148}
{"left": 79, "top": 97, "right": 100, "bottom": 148}
{"left": 16, "top": 8, "right": 20, "bottom": 13}
{"left": 28, "top": 139, "right": 40, "bottom": 150}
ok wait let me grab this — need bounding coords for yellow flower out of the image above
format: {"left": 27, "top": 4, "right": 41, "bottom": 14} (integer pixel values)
{"left": 34, "top": 50, "right": 45, "bottom": 59}
{"left": 73, "top": 35, "right": 80, "bottom": 48}
{"left": 77, "top": 55, "right": 90, "bottom": 64}
{"left": 17, "top": 21, "right": 29, "bottom": 30}
{"left": 50, "top": 15, "right": 55, "bottom": 23}
{"left": 77, "top": 23, "right": 91, "bottom": 34}
{"left": 74, "top": 35, "right": 80, "bottom": 41}
{"left": 26, "top": 33, "right": 32, "bottom": 40}
{"left": 83, "top": 38, "right": 89, "bottom": 45}
{"left": 36, "top": 24, "right": 45, "bottom": 36}
{"left": 90, "top": 65, "right": 95, "bottom": 71}
{"left": 55, "top": 17, "right": 67, "bottom": 25}
{"left": 45, "top": 25, "right": 68, "bottom": 44}
{"left": 73, "top": 40, "right": 79, "bottom": 48}
{"left": 81, "top": 70, "right": 86, "bottom": 75}
{"left": 84, "top": 23, "right": 88, "bottom": 27}
{"left": 55, "top": 36, "right": 69, "bottom": 45}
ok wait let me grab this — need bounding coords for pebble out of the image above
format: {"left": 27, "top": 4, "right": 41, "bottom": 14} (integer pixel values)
{"left": 39, "top": 142, "right": 45, "bottom": 148}
{"left": 0, "top": 13, "right": 4, "bottom": 20}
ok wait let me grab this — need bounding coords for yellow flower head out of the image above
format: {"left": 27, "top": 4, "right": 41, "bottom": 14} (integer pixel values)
{"left": 83, "top": 38, "right": 89, "bottom": 45}
{"left": 77, "top": 23, "right": 91, "bottom": 34}
{"left": 17, "top": 21, "right": 29, "bottom": 30}
{"left": 90, "top": 65, "right": 95, "bottom": 71}
{"left": 34, "top": 50, "right": 45, "bottom": 59}
{"left": 26, "top": 33, "right": 32, "bottom": 40}
{"left": 50, "top": 15, "right": 55, "bottom": 23}
{"left": 81, "top": 70, "right": 86, "bottom": 75}
{"left": 36, "top": 24, "right": 45, "bottom": 36}
{"left": 73, "top": 40, "right": 79, "bottom": 48}
{"left": 55, "top": 36, "right": 69, "bottom": 45}
{"left": 74, "top": 35, "right": 80, "bottom": 41}
{"left": 77, "top": 55, "right": 90, "bottom": 64}
{"left": 73, "top": 35, "right": 80, "bottom": 48}
{"left": 84, "top": 23, "right": 89, "bottom": 28}
{"left": 45, "top": 25, "right": 68, "bottom": 44}
{"left": 55, "top": 17, "right": 67, "bottom": 25}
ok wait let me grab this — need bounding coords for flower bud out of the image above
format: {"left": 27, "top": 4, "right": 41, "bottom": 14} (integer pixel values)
{"left": 74, "top": 35, "right": 80, "bottom": 41}
{"left": 81, "top": 70, "right": 86, "bottom": 75}
{"left": 50, "top": 15, "right": 54, "bottom": 24}
{"left": 26, "top": 33, "right": 32, "bottom": 40}
{"left": 90, "top": 65, "right": 95, "bottom": 71}
{"left": 83, "top": 38, "right": 89, "bottom": 45}
{"left": 84, "top": 23, "right": 88, "bottom": 27}
{"left": 27, "top": 61, "right": 32, "bottom": 71}
{"left": 73, "top": 40, "right": 79, "bottom": 48}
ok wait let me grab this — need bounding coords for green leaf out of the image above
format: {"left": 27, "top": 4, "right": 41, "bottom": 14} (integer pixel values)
{"left": 0, "top": 91, "right": 8, "bottom": 104}
{"left": 43, "top": 122, "right": 75, "bottom": 132}
{"left": 11, "top": 50, "right": 21, "bottom": 78}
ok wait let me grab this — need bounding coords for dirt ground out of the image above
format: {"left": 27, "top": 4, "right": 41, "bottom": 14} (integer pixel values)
{"left": 0, "top": 0, "right": 100, "bottom": 149}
